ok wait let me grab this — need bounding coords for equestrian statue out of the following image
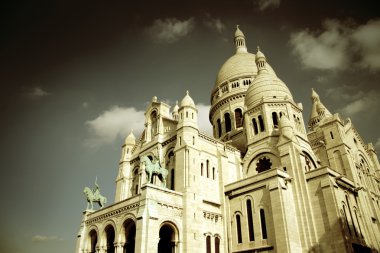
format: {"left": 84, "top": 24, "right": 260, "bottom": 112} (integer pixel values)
{"left": 141, "top": 156, "right": 168, "bottom": 188}
{"left": 83, "top": 177, "right": 107, "bottom": 210}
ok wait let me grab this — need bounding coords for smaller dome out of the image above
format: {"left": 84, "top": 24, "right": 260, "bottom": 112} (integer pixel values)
{"left": 235, "top": 25, "right": 245, "bottom": 37}
{"left": 172, "top": 100, "right": 179, "bottom": 113}
{"left": 255, "top": 46, "right": 266, "bottom": 60}
{"left": 180, "top": 90, "right": 195, "bottom": 107}
{"left": 125, "top": 131, "right": 136, "bottom": 145}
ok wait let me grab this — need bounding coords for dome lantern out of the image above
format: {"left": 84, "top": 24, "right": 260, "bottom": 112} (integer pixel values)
{"left": 235, "top": 25, "right": 247, "bottom": 53}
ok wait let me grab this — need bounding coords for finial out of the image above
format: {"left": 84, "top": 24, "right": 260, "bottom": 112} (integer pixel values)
{"left": 152, "top": 96, "right": 157, "bottom": 102}
{"left": 257, "top": 46, "right": 260, "bottom": 52}
{"left": 237, "top": 24, "right": 239, "bottom": 29}
{"left": 186, "top": 90, "right": 189, "bottom": 96}
{"left": 176, "top": 100, "right": 178, "bottom": 105}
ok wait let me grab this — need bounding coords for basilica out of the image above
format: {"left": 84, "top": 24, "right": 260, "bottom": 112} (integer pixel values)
{"left": 76, "top": 26, "right": 380, "bottom": 253}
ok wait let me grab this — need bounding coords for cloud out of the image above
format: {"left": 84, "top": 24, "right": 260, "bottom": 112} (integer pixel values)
{"left": 147, "top": 18, "right": 195, "bottom": 43}
{"left": 27, "top": 87, "right": 51, "bottom": 99}
{"left": 196, "top": 103, "right": 213, "bottom": 136}
{"left": 255, "top": 0, "right": 281, "bottom": 11}
{"left": 375, "top": 138, "right": 380, "bottom": 151}
{"left": 85, "top": 106, "right": 145, "bottom": 148}
{"left": 326, "top": 86, "right": 380, "bottom": 117}
{"left": 203, "top": 15, "right": 226, "bottom": 33}
{"left": 290, "top": 20, "right": 350, "bottom": 70}
{"left": 32, "top": 235, "right": 63, "bottom": 243}
{"left": 290, "top": 19, "right": 380, "bottom": 71}
{"left": 351, "top": 19, "right": 380, "bottom": 71}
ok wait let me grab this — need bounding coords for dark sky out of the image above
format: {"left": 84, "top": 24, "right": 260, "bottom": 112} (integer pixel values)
{"left": 1, "top": 1, "right": 379, "bottom": 252}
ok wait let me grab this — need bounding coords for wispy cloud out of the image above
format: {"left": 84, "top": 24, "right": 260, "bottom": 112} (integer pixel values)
{"left": 203, "top": 14, "right": 226, "bottom": 34}
{"left": 290, "top": 19, "right": 380, "bottom": 71}
{"left": 27, "top": 87, "right": 51, "bottom": 99}
{"left": 255, "top": 0, "right": 281, "bottom": 11}
{"left": 147, "top": 18, "right": 195, "bottom": 44}
{"left": 326, "top": 86, "right": 379, "bottom": 117}
{"left": 85, "top": 106, "right": 145, "bottom": 148}
{"left": 32, "top": 235, "right": 63, "bottom": 243}
{"left": 196, "top": 103, "right": 213, "bottom": 136}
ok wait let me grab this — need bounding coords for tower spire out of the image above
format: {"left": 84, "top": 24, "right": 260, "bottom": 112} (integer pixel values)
{"left": 308, "top": 88, "right": 332, "bottom": 129}
{"left": 235, "top": 25, "right": 247, "bottom": 53}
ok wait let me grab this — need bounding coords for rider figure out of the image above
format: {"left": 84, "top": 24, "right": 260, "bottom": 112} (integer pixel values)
{"left": 93, "top": 178, "right": 100, "bottom": 200}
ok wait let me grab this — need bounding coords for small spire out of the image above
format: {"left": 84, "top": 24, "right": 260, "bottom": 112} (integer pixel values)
{"left": 234, "top": 25, "right": 247, "bottom": 53}
{"left": 255, "top": 46, "right": 267, "bottom": 72}
{"left": 186, "top": 90, "right": 189, "bottom": 96}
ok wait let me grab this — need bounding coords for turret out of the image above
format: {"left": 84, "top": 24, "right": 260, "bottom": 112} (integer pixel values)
{"left": 308, "top": 88, "right": 332, "bottom": 130}
{"left": 235, "top": 25, "right": 247, "bottom": 53}
{"left": 177, "top": 91, "right": 198, "bottom": 131}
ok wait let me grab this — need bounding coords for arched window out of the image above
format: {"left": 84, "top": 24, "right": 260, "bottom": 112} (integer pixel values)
{"left": 258, "top": 115, "right": 265, "bottom": 132}
{"left": 236, "top": 215, "right": 242, "bottom": 243}
{"left": 272, "top": 112, "right": 278, "bottom": 128}
{"left": 343, "top": 205, "right": 352, "bottom": 236}
{"left": 252, "top": 118, "right": 259, "bottom": 135}
{"left": 256, "top": 157, "right": 272, "bottom": 173}
{"left": 132, "top": 168, "right": 139, "bottom": 195}
{"left": 217, "top": 119, "right": 222, "bottom": 138}
{"left": 206, "top": 235, "right": 211, "bottom": 253}
{"left": 158, "top": 224, "right": 177, "bottom": 253}
{"left": 235, "top": 108, "right": 243, "bottom": 128}
{"left": 247, "top": 199, "right": 255, "bottom": 241}
{"left": 225, "top": 113, "right": 232, "bottom": 132}
{"left": 346, "top": 196, "right": 358, "bottom": 237}
{"left": 123, "top": 220, "right": 136, "bottom": 253}
{"left": 260, "top": 209, "right": 267, "bottom": 239}
{"left": 354, "top": 210, "right": 364, "bottom": 238}
{"left": 215, "top": 237, "right": 220, "bottom": 253}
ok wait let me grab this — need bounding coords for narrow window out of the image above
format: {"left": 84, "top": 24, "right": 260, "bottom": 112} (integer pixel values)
{"left": 179, "top": 137, "right": 182, "bottom": 146}
{"left": 186, "top": 111, "right": 188, "bottom": 118}
{"left": 201, "top": 163, "right": 204, "bottom": 176}
{"left": 247, "top": 200, "right": 255, "bottom": 241}
{"left": 206, "top": 160, "right": 209, "bottom": 178}
{"left": 225, "top": 113, "right": 232, "bottom": 132}
{"left": 354, "top": 210, "right": 363, "bottom": 238}
{"left": 235, "top": 108, "right": 243, "bottom": 128}
{"left": 272, "top": 112, "right": 278, "bottom": 128}
{"left": 343, "top": 206, "right": 352, "bottom": 235}
{"left": 192, "top": 113, "right": 194, "bottom": 119}
{"left": 260, "top": 209, "right": 267, "bottom": 239}
{"left": 193, "top": 136, "right": 195, "bottom": 145}
{"left": 330, "top": 131, "right": 334, "bottom": 139}
{"left": 217, "top": 119, "right": 222, "bottom": 138}
{"left": 206, "top": 235, "right": 211, "bottom": 253}
{"left": 170, "top": 169, "right": 175, "bottom": 190}
{"left": 215, "top": 237, "right": 220, "bottom": 253}
{"left": 252, "top": 118, "right": 259, "bottom": 135}
{"left": 258, "top": 115, "right": 265, "bottom": 132}
{"left": 212, "top": 167, "right": 215, "bottom": 180}
{"left": 236, "top": 215, "right": 242, "bottom": 243}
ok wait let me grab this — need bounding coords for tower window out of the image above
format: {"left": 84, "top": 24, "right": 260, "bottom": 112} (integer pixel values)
{"left": 212, "top": 167, "right": 215, "bottom": 180}
{"left": 258, "top": 115, "right": 265, "bottom": 132}
{"left": 272, "top": 112, "right": 278, "bottom": 128}
{"left": 225, "top": 113, "right": 232, "bottom": 132}
{"left": 252, "top": 118, "right": 259, "bottom": 135}
{"left": 235, "top": 108, "right": 243, "bottom": 128}
{"left": 170, "top": 169, "right": 175, "bottom": 190}
{"left": 201, "top": 163, "right": 203, "bottom": 176}
{"left": 217, "top": 119, "right": 222, "bottom": 138}
{"left": 206, "top": 235, "right": 211, "bottom": 253}
{"left": 206, "top": 160, "right": 209, "bottom": 178}
{"left": 330, "top": 131, "right": 334, "bottom": 139}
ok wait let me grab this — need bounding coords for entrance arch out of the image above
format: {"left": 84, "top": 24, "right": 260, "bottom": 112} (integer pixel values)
{"left": 88, "top": 229, "right": 98, "bottom": 253}
{"left": 104, "top": 224, "right": 115, "bottom": 253}
{"left": 123, "top": 219, "right": 136, "bottom": 253}
{"left": 158, "top": 222, "right": 178, "bottom": 253}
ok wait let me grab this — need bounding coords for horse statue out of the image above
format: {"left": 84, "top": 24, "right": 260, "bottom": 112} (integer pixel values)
{"left": 141, "top": 156, "right": 168, "bottom": 188}
{"left": 83, "top": 186, "right": 107, "bottom": 210}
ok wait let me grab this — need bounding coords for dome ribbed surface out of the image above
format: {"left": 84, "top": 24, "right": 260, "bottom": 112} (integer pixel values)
{"left": 245, "top": 71, "right": 293, "bottom": 108}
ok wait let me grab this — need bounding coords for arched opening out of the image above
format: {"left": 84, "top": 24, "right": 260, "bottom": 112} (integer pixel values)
{"left": 225, "top": 113, "right": 232, "bottom": 133}
{"left": 252, "top": 118, "right": 259, "bottom": 135}
{"left": 247, "top": 199, "right": 255, "bottom": 241}
{"left": 236, "top": 214, "right": 242, "bottom": 243}
{"left": 215, "top": 237, "right": 220, "bottom": 253}
{"left": 272, "top": 112, "right": 278, "bottom": 128}
{"left": 235, "top": 108, "right": 243, "bottom": 128}
{"left": 260, "top": 209, "right": 267, "bottom": 239}
{"left": 151, "top": 111, "right": 158, "bottom": 136}
{"left": 206, "top": 235, "right": 211, "bottom": 253}
{"left": 89, "top": 230, "right": 97, "bottom": 253}
{"left": 258, "top": 115, "right": 265, "bottom": 132}
{"left": 158, "top": 223, "right": 177, "bottom": 253}
{"left": 132, "top": 168, "right": 139, "bottom": 196}
{"left": 123, "top": 220, "right": 136, "bottom": 253}
{"left": 217, "top": 119, "right": 222, "bottom": 138}
{"left": 105, "top": 225, "right": 115, "bottom": 253}
{"left": 206, "top": 160, "right": 210, "bottom": 178}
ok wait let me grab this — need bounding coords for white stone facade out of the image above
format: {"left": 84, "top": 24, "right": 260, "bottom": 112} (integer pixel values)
{"left": 76, "top": 26, "right": 380, "bottom": 253}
